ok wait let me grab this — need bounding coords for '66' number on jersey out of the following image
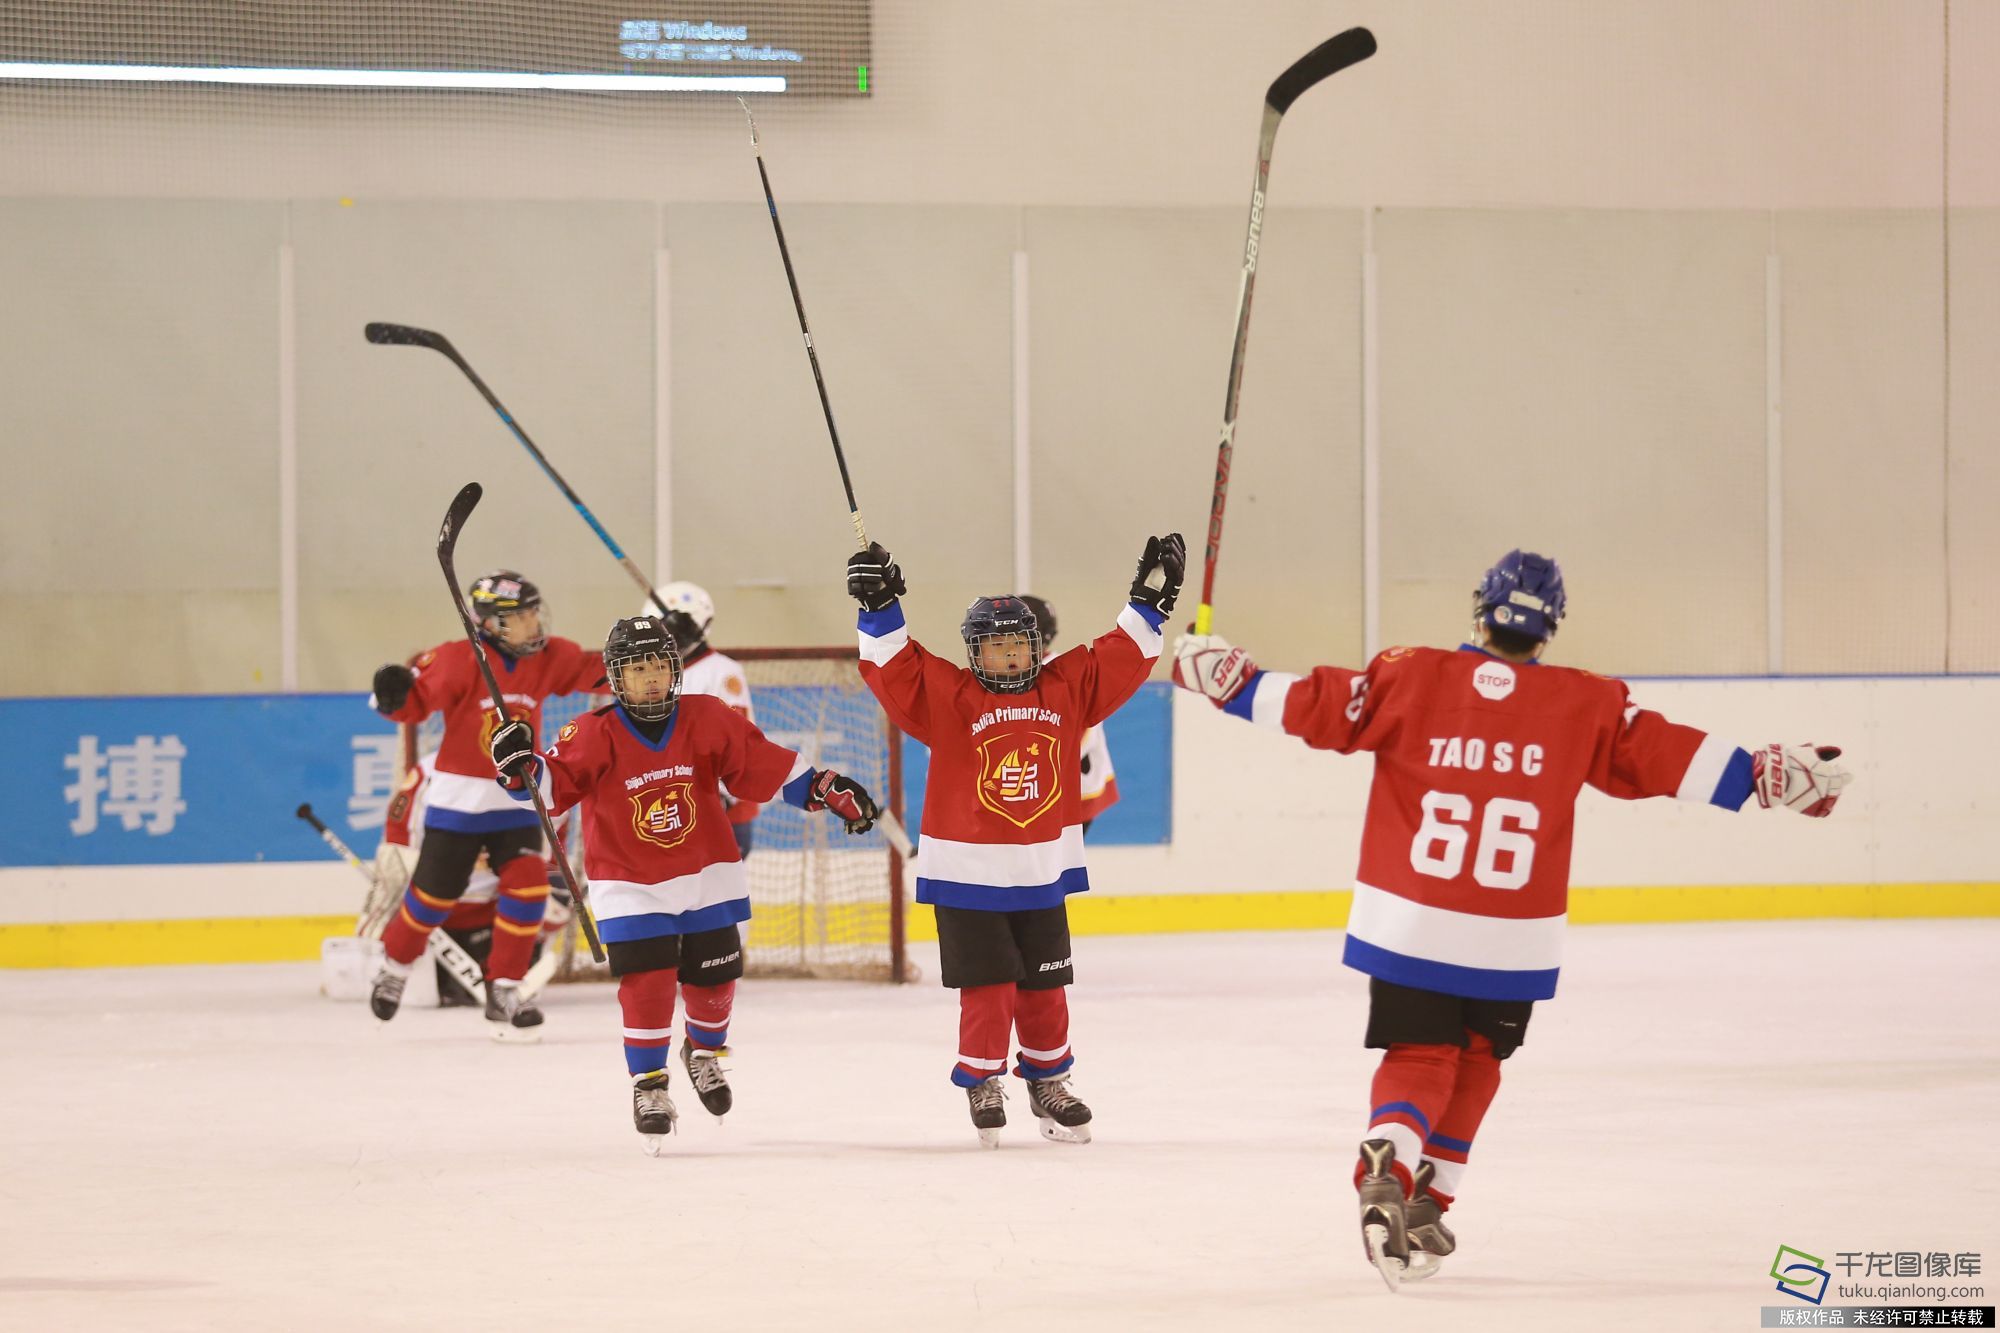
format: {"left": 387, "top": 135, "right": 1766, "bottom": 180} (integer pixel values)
{"left": 1409, "top": 791, "right": 1541, "bottom": 890}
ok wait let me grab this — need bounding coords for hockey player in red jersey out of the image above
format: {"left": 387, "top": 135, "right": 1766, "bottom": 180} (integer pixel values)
{"left": 366, "top": 571, "right": 605, "bottom": 1039}
{"left": 643, "top": 581, "right": 763, "bottom": 858}
{"left": 847, "top": 533, "right": 1185, "bottom": 1146}
{"left": 1172, "top": 550, "right": 1852, "bottom": 1289}
{"left": 490, "top": 616, "right": 880, "bottom": 1153}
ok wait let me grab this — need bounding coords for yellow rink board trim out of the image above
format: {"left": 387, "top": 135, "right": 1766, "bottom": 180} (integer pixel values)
{"left": 3, "top": 883, "right": 1997, "bottom": 969}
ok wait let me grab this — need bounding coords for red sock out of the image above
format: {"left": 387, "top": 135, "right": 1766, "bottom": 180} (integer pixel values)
{"left": 1357, "top": 1043, "right": 1461, "bottom": 1193}
{"left": 682, "top": 980, "right": 735, "bottom": 1050}
{"left": 618, "top": 967, "right": 677, "bottom": 1077}
{"left": 953, "top": 983, "right": 1015, "bottom": 1087}
{"left": 379, "top": 883, "right": 456, "bottom": 966}
{"left": 1012, "top": 986, "right": 1073, "bottom": 1078}
{"left": 485, "top": 856, "right": 551, "bottom": 982}
{"left": 1422, "top": 1031, "right": 1503, "bottom": 1203}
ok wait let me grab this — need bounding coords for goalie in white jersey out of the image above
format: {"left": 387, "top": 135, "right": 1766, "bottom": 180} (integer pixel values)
{"left": 646, "top": 582, "right": 761, "bottom": 857}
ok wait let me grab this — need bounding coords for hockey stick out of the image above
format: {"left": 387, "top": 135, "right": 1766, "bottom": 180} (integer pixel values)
{"left": 1193, "top": 28, "right": 1377, "bottom": 635}
{"left": 738, "top": 99, "right": 873, "bottom": 551}
{"left": 365, "top": 321, "right": 672, "bottom": 614}
{"left": 437, "top": 481, "right": 607, "bottom": 964}
{"left": 295, "top": 802, "right": 488, "bottom": 1005}
{"left": 876, "top": 809, "right": 916, "bottom": 862}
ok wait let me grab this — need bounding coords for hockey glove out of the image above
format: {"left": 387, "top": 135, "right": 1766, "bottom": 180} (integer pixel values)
{"left": 371, "top": 663, "right": 414, "bottom": 714}
{"left": 1172, "top": 632, "right": 1258, "bottom": 707}
{"left": 1752, "top": 743, "right": 1851, "bottom": 818}
{"left": 1129, "top": 533, "right": 1187, "bottom": 616}
{"left": 847, "top": 542, "right": 907, "bottom": 613}
{"left": 807, "top": 769, "right": 880, "bottom": 834}
{"left": 490, "top": 720, "right": 539, "bottom": 792}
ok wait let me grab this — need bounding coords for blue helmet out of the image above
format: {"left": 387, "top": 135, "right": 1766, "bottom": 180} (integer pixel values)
{"left": 1474, "top": 550, "right": 1566, "bottom": 643}
{"left": 960, "top": 595, "right": 1043, "bottom": 694}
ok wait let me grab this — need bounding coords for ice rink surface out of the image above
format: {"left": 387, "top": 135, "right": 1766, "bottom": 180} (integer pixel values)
{"left": 5, "top": 920, "right": 1997, "bottom": 1333}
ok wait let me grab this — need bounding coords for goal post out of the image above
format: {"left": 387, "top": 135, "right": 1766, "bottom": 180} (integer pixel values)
{"left": 401, "top": 646, "right": 911, "bottom": 983}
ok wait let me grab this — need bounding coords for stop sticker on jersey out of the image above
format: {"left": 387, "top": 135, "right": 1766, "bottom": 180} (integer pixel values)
{"left": 1472, "top": 661, "right": 1516, "bottom": 701}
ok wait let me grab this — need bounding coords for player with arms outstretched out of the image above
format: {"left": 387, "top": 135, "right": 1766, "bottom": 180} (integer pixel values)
{"left": 1173, "top": 550, "right": 1852, "bottom": 1289}
{"left": 847, "top": 533, "right": 1184, "bottom": 1146}
{"left": 490, "top": 616, "right": 880, "bottom": 1153}
{"left": 367, "top": 571, "right": 604, "bottom": 1039}
{"left": 644, "top": 581, "right": 763, "bottom": 857}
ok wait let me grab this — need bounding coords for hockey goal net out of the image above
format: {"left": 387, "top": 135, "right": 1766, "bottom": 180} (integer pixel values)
{"left": 403, "top": 647, "right": 909, "bottom": 983}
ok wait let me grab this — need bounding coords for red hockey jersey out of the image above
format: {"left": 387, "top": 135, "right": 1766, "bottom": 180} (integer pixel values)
{"left": 1223, "top": 644, "right": 1754, "bottom": 1000}
{"left": 381, "top": 636, "right": 604, "bottom": 832}
{"left": 523, "top": 695, "right": 815, "bottom": 941}
{"left": 857, "top": 599, "right": 1164, "bottom": 911}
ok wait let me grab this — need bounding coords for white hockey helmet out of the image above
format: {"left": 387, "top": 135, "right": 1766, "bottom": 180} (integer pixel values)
{"left": 644, "top": 581, "right": 716, "bottom": 650}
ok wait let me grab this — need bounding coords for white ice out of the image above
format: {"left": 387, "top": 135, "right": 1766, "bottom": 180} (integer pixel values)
{"left": 5, "top": 921, "right": 1998, "bottom": 1333}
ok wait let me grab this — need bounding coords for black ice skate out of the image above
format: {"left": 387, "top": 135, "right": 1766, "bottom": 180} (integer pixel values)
{"left": 680, "top": 1039, "right": 732, "bottom": 1117}
{"left": 1025, "top": 1072, "right": 1093, "bottom": 1145}
{"left": 483, "top": 979, "right": 544, "bottom": 1044}
{"left": 1401, "top": 1160, "right": 1454, "bottom": 1282}
{"left": 632, "top": 1071, "right": 678, "bottom": 1156}
{"left": 1357, "top": 1138, "right": 1412, "bottom": 1292}
{"left": 369, "top": 966, "right": 408, "bottom": 1022}
{"left": 966, "top": 1075, "right": 1008, "bottom": 1148}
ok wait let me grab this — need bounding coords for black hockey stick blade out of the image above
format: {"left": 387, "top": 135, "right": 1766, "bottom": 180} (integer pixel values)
{"left": 1266, "top": 27, "right": 1376, "bottom": 114}
{"left": 365, "top": 321, "right": 452, "bottom": 351}
{"left": 440, "top": 481, "right": 482, "bottom": 560}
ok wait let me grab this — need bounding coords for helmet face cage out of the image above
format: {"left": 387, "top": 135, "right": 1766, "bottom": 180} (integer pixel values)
{"left": 470, "top": 572, "right": 548, "bottom": 657}
{"left": 605, "top": 618, "right": 682, "bottom": 722}
{"left": 960, "top": 597, "right": 1044, "bottom": 695}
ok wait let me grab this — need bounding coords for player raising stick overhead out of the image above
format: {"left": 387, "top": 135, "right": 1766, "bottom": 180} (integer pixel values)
{"left": 1173, "top": 550, "right": 1852, "bottom": 1290}
{"left": 847, "top": 533, "right": 1185, "bottom": 1147}
{"left": 490, "top": 616, "right": 880, "bottom": 1154}
{"left": 367, "top": 570, "right": 605, "bottom": 1040}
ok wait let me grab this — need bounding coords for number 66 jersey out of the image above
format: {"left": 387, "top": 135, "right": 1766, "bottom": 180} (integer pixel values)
{"left": 1225, "top": 644, "right": 1757, "bottom": 1001}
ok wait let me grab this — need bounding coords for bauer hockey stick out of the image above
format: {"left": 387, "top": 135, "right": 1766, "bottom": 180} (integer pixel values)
{"left": 1194, "top": 28, "right": 1377, "bottom": 635}
{"left": 738, "top": 98, "right": 873, "bottom": 551}
{"left": 366, "top": 322, "right": 673, "bottom": 617}
{"left": 437, "top": 482, "right": 607, "bottom": 964}
{"left": 294, "top": 802, "right": 489, "bottom": 1005}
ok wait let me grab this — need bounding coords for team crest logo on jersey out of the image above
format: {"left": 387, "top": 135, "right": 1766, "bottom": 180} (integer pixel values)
{"left": 631, "top": 781, "right": 698, "bottom": 849}
{"left": 479, "top": 703, "right": 534, "bottom": 755}
{"left": 1472, "top": 661, "right": 1517, "bottom": 701}
{"left": 974, "top": 731, "right": 1062, "bottom": 828}
{"left": 725, "top": 676, "right": 744, "bottom": 696}
{"left": 558, "top": 721, "right": 579, "bottom": 743}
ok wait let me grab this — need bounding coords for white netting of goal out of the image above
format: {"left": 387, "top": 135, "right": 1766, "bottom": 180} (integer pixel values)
{"left": 408, "top": 649, "right": 909, "bottom": 982}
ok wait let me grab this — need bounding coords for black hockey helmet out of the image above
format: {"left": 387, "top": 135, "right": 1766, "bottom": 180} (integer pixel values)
{"left": 469, "top": 570, "right": 547, "bottom": 656}
{"left": 1019, "top": 595, "right": 1057, "bottom": 650}
{"left": 960, "top": 595, "right": 1043, "bottom": 695}
{"left": 604, "top": 616, "right": 681, "bottom": 722}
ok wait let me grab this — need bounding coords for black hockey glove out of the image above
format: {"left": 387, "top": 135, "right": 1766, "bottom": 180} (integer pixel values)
{"left": 1128, "top": 532, "right": 1187, "bottom": 616}
{"left": 847, "top": 542, "right": 907, "bottom": 613}
{"left": 807, "top": 769, "right": 879, "bottom": 834}
{"left": 490, "top": 720, "right": 538, "bottom": 792}
{"left": 371, "top": 663, "right": 414, "bottom": 714}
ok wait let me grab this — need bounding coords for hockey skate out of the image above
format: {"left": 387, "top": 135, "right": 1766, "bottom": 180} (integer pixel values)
{"left": 1357, "top": 1138, "right": 1412, "bottom": 1292}
{"left": 1025, "top": 1072, "right": 1093, "bottom": 1145}
{"left": 632, "top": 1071, "right": 678, "bottom": 1155}
{"left": 966, "top": 1075, "right": 1008, "bottom": 1148}
{"left": 483, "top": 979, "right": 545, "bottom": 1044}
{"left": 1400, "top": 1160, "right": 1453, "bottom": 1282}
{"left": 369, "top": 963, "right": 409, "bottom": 1022}
{"left": 680, "top": 1039, "right": 732, "bottom": 1118}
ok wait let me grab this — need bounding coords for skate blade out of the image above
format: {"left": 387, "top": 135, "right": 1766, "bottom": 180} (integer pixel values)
{"left": 977, "top": 1127, "right": 1002, "bottom": 1149}
{"left": 1037, "top": 1118, "right": 1091, "bottom": 1145}
{"left": 641, "top": 1133, "right": 672, "bottom": 1157}
{"left": 1401, "top": 1252, "right": 1443, "bottom": 1282}
{"left": 1362, "top": 1223, "right": 1406, "bottom": 1293}
{"left": 488, "top": 1023, "right": 543, "bottom": 1045}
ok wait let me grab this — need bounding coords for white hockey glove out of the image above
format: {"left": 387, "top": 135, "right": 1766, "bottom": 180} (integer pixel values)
{"left": 1172, "top": 633, "right": 1258, "bottom": 707}
{"left": 1752, "top": 743, "right": 1851, "bottom": 818}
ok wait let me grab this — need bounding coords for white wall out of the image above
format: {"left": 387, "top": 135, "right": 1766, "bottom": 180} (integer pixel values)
{"left": 4, "top": 676, "right": 1991, "bottom": 929}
